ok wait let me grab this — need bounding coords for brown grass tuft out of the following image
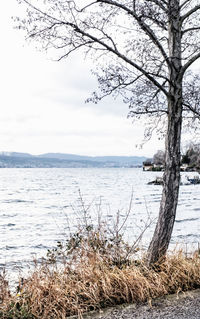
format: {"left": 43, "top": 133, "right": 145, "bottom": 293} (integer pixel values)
{"left": 1, "top": 201, "right": 200, "bottom": 318}
{"left": 1, "top": 249, "right": 200, "bottom": 318}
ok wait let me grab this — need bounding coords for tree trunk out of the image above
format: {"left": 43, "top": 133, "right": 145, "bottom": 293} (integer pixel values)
{"left": 147, "top": 0, "right": 183, "bottom": 266}
{"left": 147, "top": 98, "right": 182, "bottom": 265}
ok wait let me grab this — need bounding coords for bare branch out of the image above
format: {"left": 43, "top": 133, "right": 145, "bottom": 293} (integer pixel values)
{"left": 129, "top": 109, "right": 168, "bottom": 115}
{"left": 97, "top": 0, "right": 170, "bottom": 67}
{"left": 181, "top": 4, "right": 200, "bottom": 23}
{"left": 22, "top": 0, "right": 62, "bottom": 23}
{"left": 146, "top": 0, "right": 168, "bottom": 12}
{"left": 98, "top": 28, "right": 119, "bottom": 52}
{"left": 180, "top": 0, "right": 192, "bottom": 10}
{"left": 57, "top": 41, "right": 94, "bottom": 60}
{"left": 141, "top": 14, "right": 168, "bottom": 31}
{"left": 181, "top": 52, "right": 200, "bottom": 76}
{"left": 20, "top": 0, "right": 169, "bottom": 96}
{"left": 183, "top": 103, "right": 200, "bottom": 118}
{"left": 152, "top": 80, "right": 168, "bottom": 99}
{"left": 61, "top": 23, "right": 169, "bottom": 97}
{"left": 79, "top": 1, "right": 98, "bottom": 12}
{"left": 182, "top": 27, "right": 200, "bottom": 35}
{"left": 148, "top": 72, "right": 169, "bottom": 82}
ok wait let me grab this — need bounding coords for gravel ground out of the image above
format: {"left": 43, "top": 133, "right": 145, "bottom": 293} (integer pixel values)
{"left": 83, "top": 289, "right": 200, "bottom": 319}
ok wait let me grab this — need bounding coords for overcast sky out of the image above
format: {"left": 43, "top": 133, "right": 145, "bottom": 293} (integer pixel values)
{"left": 0, "top": 0, "right": 166, "bottom": 157}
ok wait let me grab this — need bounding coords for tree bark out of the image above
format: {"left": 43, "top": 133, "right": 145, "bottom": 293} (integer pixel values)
{"left": 147, "top": 98, "right": 182, "bottom": 265}
{"left": 147, "top": 0, "right": 183, "bottom": 266}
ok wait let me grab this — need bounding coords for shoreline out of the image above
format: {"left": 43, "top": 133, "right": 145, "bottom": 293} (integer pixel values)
{"left": 80, "top": 289, "right": 200, "bottom": 319}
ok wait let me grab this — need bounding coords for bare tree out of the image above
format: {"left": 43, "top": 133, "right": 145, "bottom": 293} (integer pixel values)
{"left": 16, "top": 0, "right": 200, "bottom": 265}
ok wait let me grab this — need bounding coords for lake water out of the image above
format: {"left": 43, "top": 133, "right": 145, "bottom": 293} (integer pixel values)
{"left": 0, "top": 168, "right": 200, "bottom": 278}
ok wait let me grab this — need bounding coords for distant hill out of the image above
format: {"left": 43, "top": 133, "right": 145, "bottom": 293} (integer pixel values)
{"left": 0, "top": 152, "right": 147, "bottom": 168}
{"left": 0, "top": 152, "right": 33, "bottom": 158}
{"left": 38, "top": 153, "right": 92, "bottom": 161}
{"left": 94, "top": 156, "right": 147, "bottom": 165}
{"left": 39, "top": 153, "right": 147, "bottom": 165}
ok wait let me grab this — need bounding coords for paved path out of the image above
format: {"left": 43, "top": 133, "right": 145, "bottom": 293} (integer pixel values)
{"left": 84, "top": 289, "right": 200, "bottom": 319}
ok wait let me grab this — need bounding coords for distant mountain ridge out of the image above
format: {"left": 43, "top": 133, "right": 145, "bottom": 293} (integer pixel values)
{"left": 0, "top": 152, "right": 147, "bottom": 168}
{"left": 0, "top": 152, "right": 33, "bottom": 158}
{"left": 39, "top": 153, "right": 147, "bottom": 163}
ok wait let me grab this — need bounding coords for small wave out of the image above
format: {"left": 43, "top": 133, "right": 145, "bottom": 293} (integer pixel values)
{"left": 45, "top": 205, "right": 59, "bottom": 209}
{"left": 181, "top": 191, "right": 192, "bottom": 194}
{"left": 5, "top": 223, "right": 16, "bottom": 227}
{"left": 2, "top": 199, "right": 33, "bottom": 203}
{"left": 1, "top": 214, "right": 17, "bottom": 218}
{"left": 176, "top": 217, "right": 199, "bottom": 223}
{"left": 31, "top": 244, "right": 49, "bottom": 249}
{"left": 177, "top": 234, "right": 200, "bottom": 239}
{"left": 5, "top": 246, "right": 17, "bottom": 250}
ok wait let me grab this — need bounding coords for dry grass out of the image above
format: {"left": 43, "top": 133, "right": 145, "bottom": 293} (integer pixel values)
{"left": 0, "top": 270, "right": 10, "bottom": 304}
{"left": 1, "top": 199, "right": 200, "bottom": 318}
{"left": 1, "top": 247, "right": 200, "bottom": 319}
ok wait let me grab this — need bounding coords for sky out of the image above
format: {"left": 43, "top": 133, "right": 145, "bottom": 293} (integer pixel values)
{"left": 0, "top": 0, "right": 166, "bottom": 157}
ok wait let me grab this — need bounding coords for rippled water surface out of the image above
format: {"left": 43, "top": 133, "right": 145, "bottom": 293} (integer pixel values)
{"left": 0, "top": 168, "right": 200, "bottom": 275}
